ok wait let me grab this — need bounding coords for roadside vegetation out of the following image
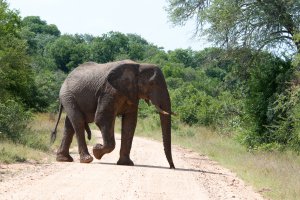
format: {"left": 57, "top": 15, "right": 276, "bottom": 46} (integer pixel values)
{"left": 1, "top": 0, "right": 300, "bottom": 199}
{"left": 128, "top": 116, "right": 300, "bottom": 200}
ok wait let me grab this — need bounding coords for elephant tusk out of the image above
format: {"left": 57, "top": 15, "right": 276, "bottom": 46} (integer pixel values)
{"left": 155, "top": 105, "right": 171, "bottom": 115}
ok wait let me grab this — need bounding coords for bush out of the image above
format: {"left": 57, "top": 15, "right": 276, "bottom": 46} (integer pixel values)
{"left": 240, "top": 54, "right": 300, "bottom": 151}
{"left": 0, "top": 100, "right": 32, "bottom": 142}
{"left": 34, "top": 69, "right": 66, "bottom": 112}
{"left": 268, "top": 85, "right": 300, "bottom": 151}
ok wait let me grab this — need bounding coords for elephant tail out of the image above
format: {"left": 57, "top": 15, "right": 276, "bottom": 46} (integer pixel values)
{"left": 50, "top": 103, "right": 63, "bottom": 144}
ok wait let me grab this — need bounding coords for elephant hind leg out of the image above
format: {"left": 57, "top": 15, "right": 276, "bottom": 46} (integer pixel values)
{"left": 56, "top": 116, "right": 75, "bottom": 162}
{"left": 72, "top": 119, "right": 93, "bottom": 163}
{"left": 63, "top": 104, "right": 93, "bottom": 163}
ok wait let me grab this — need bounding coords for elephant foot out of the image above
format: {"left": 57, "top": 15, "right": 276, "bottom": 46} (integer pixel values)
{"left": 93, "top": 144, "right": 106, "bottom": 160}
{"left": 93, "top": 143, "right": 115, "bottom": 160}
{"left": 56, "top": 153, "right": 74, "bottom": 162}
{"left": 117, "top": 157, "right": 134, "bottom": 166}
{"left": 80, "top": 154, "right": 93, "bottom": 163}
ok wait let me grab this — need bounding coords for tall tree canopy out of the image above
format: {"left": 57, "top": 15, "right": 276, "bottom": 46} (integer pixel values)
{"left": 21, "top": 16, "right": 60, "bottom": 55}
{"left": 22, "top": 16, "right": 60, "bottom": 36}
{"left": 166, "top": 0, "right": 300, "bottom": 54}
{"left": 0, "top": 0, "right": 34, "bottom": 106}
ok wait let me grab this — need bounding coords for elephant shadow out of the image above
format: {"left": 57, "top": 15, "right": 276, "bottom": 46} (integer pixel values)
{"left": 94, "top": 162, "right": 226, "bottom": 176}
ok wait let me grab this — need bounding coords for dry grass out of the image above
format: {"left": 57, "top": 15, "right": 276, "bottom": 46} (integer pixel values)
{"left": 30, "top": 113, "right": 95, "bottom": 148}
{"left": 0, "top": 113, "right": 92, "bottom": 164}
{"left": 29, "top": 113, "right": 65, "bottom": 150}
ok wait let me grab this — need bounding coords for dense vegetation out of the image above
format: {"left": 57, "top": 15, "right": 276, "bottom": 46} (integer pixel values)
{"left": 1, "top": 0, "right": 300, "bottom": 153}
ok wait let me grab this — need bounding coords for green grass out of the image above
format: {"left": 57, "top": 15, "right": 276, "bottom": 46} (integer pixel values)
{"left": 0, "top": 113, "right": 60, "bottom": 163}
{"left": 0, "top": 141, "right": 49, "bottom": 164}
{"left": 128, "top": 116, "right": 300, "bottom": 200}
{"left": 0, "top": 113, "right": 62, "bottom": 164}
{"left": 0, "top": 113, "right": 97, "bottom": 164}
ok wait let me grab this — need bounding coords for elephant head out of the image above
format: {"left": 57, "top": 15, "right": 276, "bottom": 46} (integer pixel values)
{"left": 107, "top": 61, "right": 175, "bottom": 168}
{"left": 107, "top": 61, "right": 139, "bottom": 105}
{"left": 137, "top": 64, "right": 175, "bottom": 169}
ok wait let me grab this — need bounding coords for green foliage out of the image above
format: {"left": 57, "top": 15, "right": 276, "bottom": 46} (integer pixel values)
{"left": 171, "top": 84, "right": 216, "bottom": 125}
{"left": 0, "top": 0, "right": 20, "bottom": 36}
{"left": 0, "top": 35, "right": 33, "bottom": 102}
{"left": 264, "top": 85, "right": 300, "bottom": 151}
{"left": 89, "top": 32, "right": 129, "bottom": 63}
{"left": 127, "top": 33, "right": 149, "bottom": 60}
{"left": 162, "top": 46, "right": 300, "bottom": 151}
{"left": 90, "top": 32, "right": 154, "bottom": 63}
{"left": 247, "top": 55, "right": 292, "bottom": 133}
{"left": 168, "top": 48, "right": 197, "bottom": 67}
{"left": 161, "top": 57, "right": 243, "bottom": 129}
{"left": 166, "top": 0, "right": 300, "bottom": 53}
{"left": 0, "top": 100, "right": 32, "bottom": 142}
{"left": 20, "top": 16, "right": 60, "bottom": 55}
{"left": 40, "top": 31, "right": 157, "bottom": 73}
{"left": 34, "top": 69, "right": 66, "bottom": 112}
{"left": 46, "top": 34, "right": 90, "bottom": 72}
{"left": 239, "top": 53, "right": 300, "bottom": 151}
{"left": 143, "top": 45, "right": 169, "bottom": 65}
{"left": 22, "top": 16, "right": 60, "bottom": 36}
{"left": 0, "top": 1, "right": 50, "bottom": 149}
{"left": 0, "top": 0, "right": 36, "bottom": 109}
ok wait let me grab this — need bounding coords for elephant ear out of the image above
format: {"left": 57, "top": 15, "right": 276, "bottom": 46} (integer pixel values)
{"left": 107, "top": 62, "right": 139, "bottom": 105}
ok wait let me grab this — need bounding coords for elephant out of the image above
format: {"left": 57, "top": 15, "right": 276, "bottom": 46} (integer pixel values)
{"left": 51, "top": 60, "right": 175, "bottom": 169}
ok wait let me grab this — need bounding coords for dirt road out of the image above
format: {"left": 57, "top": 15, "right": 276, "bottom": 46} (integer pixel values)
{"left": 0, "top": 131, "right": 264, "bottom": 200}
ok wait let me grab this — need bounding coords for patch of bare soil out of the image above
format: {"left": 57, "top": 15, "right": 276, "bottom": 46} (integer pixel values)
{"left": 0, "top": 131, "right": 265, "bottom": 200}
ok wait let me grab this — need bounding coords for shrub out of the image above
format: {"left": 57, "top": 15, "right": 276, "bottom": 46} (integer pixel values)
{"left": 0, "top": 100, "right": 32, "bottom": 142}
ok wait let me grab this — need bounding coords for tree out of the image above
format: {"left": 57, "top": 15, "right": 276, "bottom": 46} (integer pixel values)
{"left": 168, "top": 48, "right": 197, "bottom": 68}
{"left": 34, "top": 69, "right": 66, "bottom": 111}
{"left": 241, "top": 53, "right": 298, "bottom": 149}
{"left": 167, "top": 0, "right": 300, "bottom": 151}
{"left": 166, "top": 0, "right": 300, "bottom": 53}
{"left": 46, "top": 34, "right": 90, "bottom": 72}
{"left": 21, "top": 16, "right": 60, "bottom": 55}
{"left": 22, "top": 16, "right": 60, "bottom": 36}
{"left": 126, "top": 33, "right": 149, "bottom": 60}
{"left": 0, "top": 0, "right": 34, "bottom": 140}
{"left": 0, "top": 0, "right": 20, "bottom": 37}
{"left": 0, "top": 0, "right": 35, "bottom": 107}
{"left": 90, "top": 31, "right": 129, "bottom": 63}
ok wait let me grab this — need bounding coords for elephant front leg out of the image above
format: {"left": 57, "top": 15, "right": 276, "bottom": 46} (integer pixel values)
{"left": 93, "top": 113, "right": 116, "bottom": 160}
{"left": 117, "top": 110, "right": 137, "bottom": 166}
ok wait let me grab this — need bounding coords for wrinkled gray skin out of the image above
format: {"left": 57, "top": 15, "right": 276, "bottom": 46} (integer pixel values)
{"left": 51, "top": 60, "right": 175, "bottom": 169}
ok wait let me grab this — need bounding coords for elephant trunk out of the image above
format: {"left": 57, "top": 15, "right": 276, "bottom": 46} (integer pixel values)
{"left": 160, "top": 108, "right": 175, "bottom": 169}
{"left": 150, "top": 88, "right": 175, "bottom": 169}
